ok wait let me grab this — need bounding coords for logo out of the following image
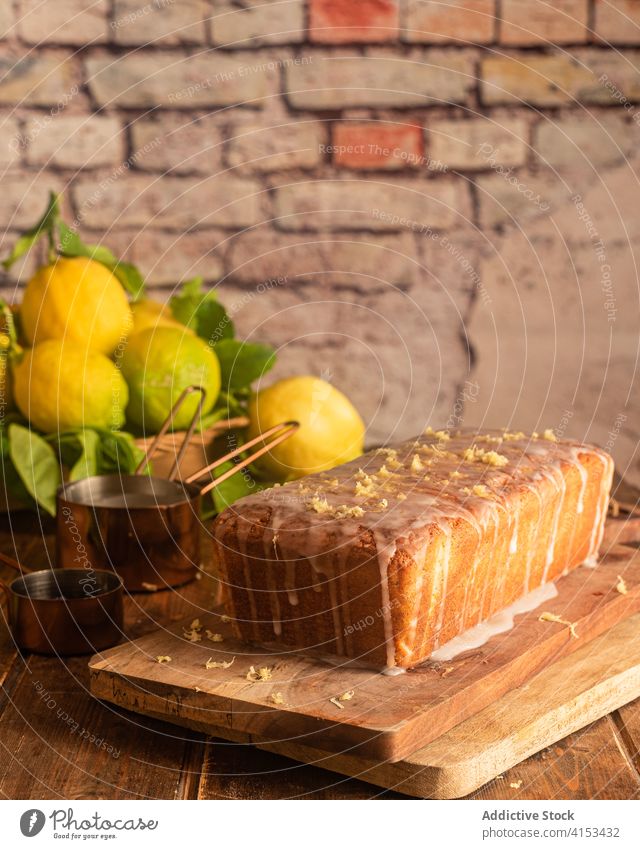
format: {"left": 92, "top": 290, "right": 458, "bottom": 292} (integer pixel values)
{"left": 20, "top": 809, "right": 45, "bottom": 837}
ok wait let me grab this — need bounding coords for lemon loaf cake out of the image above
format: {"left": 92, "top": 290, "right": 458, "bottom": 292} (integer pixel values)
{"left": 212, "top": 429, "right": 614, "bottom": 670}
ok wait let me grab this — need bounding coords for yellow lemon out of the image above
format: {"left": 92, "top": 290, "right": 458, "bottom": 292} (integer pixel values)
{"left": 131, "top": 299, "right": 191, "bottom": 336}
{"left": 13, "top": 339, "right": 129, "bottom": 433}
{"left": 249, "top": 376, "right": 365, "bottom": 482}
{"left": 21, "top": 257, "right": 132, "bottom": 355}
{"left": 121, "top": 326, "right": 221, "bottom": 432}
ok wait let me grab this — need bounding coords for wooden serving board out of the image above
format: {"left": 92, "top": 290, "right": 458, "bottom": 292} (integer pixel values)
{"left": 211, "top": 611, "right": 640, "bottom": 798}
{"left": 90, "top": 542, "right": 640, "bottom": 765}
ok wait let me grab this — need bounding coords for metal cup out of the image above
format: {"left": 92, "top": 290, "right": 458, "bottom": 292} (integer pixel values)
{"left": 0, "top": 554, "right": 123, "bottom": 656}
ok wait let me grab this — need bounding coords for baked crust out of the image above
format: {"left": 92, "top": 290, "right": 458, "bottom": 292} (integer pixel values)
{"left": 212, "top": 429, "right": 614, "bottom": 670}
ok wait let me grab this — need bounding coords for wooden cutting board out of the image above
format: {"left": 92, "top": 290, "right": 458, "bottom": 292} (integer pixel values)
{"left": 89, "top": 542, "right": 640, "bottom": 765}
{"left": 220, "top": 611, "right": 640, "bottom": 798}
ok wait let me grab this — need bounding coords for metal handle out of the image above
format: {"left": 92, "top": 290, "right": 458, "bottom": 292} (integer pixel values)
{"left": 0, "top": 551, "right": 28, "bottom": 612}
{"left": 185, "top": 420, "right": 300, "bottom": 497}
{"left": 0, "top": 551, "right": 30, "bottom": 574}
{"left": 135, "top": 385, "right": 207, "bottom": 481}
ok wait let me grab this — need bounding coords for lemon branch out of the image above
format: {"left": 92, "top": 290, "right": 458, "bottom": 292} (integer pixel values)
{"left": 1, "top": 191, "right": 145, "bottom": 300}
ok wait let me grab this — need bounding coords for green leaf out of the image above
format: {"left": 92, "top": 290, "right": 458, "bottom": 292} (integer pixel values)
{"left": 96, "top": 429, "right": 146, "bottom": 475}
{"left": 58, "top": 221, "right": 117, "bottom": 265}
{"left": 111, "top": 262, "right": 145, "bottom": 301}
{"left": 215, "top": 339, "right": 275, "bottom": 392}
{"left": 206, "top": 459, "right": 258, "bottom": 515}
{"left": 1, "top": 191, "right": 60, "bottom": 270}
{"left": 170, "top": 277, "right": 234, "bottom": 342}
{"left": 8, "top": 423, "right": 61, "bottom": 515}
{"left": 69, "top": 430, "right": 101, "bottom": 481}
{"left": 58, "top": 221, "right": 146, "bottom": 301}
{"left": 196, "top": 406, "right": 232, "bottom": 433}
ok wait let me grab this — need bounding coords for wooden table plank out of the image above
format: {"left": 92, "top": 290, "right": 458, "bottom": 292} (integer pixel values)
{"left": 197, "top": 738, "right": 404, "bottom": 799}
{"left": 0, "top": 523, "right": 218, "bottom": 800}
{"left": 2, "top": 516, "right": 640, "bottom": 800}
{"left": 612, "top": 696, "right": 640, "bottom": 777}
{"left": 0, "top": 653, "right": 206, "bottom": 799}
{"left": 470, "top": 716, "right": 640, "bottom": 800}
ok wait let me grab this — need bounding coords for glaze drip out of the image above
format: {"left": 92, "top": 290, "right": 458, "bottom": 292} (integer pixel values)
{"left": 217, "top": 428, "right": 614, "bottom": 670}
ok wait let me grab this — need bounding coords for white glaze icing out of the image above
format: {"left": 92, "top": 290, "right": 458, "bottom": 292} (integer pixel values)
{"left": 216, "top": 429, "right": 613, "bottom": 669}
{"left": 429, "top": 580, "right": 559, "bottom": 663}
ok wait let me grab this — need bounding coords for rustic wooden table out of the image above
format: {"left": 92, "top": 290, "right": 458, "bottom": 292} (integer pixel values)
{"left": 1, "top": 513, "right": 640, "bottom": 801}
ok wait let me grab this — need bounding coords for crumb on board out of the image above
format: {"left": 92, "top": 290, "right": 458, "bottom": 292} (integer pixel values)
{"left": 205, "top": 630, "right": 224, "bottom": 642}
{"left": 330, "top": 690, "right": 355, "bottom": 709}
{"left": 539, "top": 611, "right": 578, "bottom": 639}
{"left": 205, "top": 657, "right": 235, "bottom": 670}
{"left": 221, "top": 614, "right": 231, "bottom": 623}
{"left": 156, "top": 656, "right": 172, "bottom": 664}
{"left": 616, "top": 575, "right": 628, "bottom": 595}
{"left": 142, "top": 582, "right": 159, "bottom": 592}
{"left": 510, "top": 780, "right": 523, "bottom": 789}
{"left": 183, "top": 621, "right": 203, "bottom": 642}
{"left": 270, "top": 692, "right": 285, "bottom": 705}
{"left": 247, "top": 665, "right": 273, "bottom": 682}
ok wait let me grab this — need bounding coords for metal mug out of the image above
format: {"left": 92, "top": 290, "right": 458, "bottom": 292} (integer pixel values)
{"left": 56, "top": 385, "right": 299, "bottom": 592}
{"left": 0, "top": 553, "right": 123, "bottom": 656}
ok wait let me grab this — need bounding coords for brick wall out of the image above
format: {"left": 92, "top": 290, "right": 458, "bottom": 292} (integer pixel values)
{"left": 0, "top": 1, "right": 638, "bottom": 482}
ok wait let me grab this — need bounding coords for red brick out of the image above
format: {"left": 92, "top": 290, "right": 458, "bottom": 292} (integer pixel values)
{"left": 309, "top": 0, "right": 399, "bottom": 43}
{"left": 331, "top": 123, "right": 424, "bottom": 170}
{"left": 595, "top": 0, "right": 640, "bottom": 44}
{"left": 403, "top": 0, "right": 495, "bottom": 44}
{"left": 500, "top": 0, "right": 588, "bottom": 45}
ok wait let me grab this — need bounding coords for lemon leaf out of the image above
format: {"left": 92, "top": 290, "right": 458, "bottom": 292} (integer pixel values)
{"left": 111, "top": 262, "right": 145, "bottom": 301}
{"left": 8, "top": 423, "right": 61, "bottom": 516}
{"left": 57, "top": 222, "right": 146, "bottom": 301}
{"left": 68, "top": 430, "right": 101, "bottom": 481}
{"left": 170, "top": 277, "right": 234, "bottom": 341}
{"left": 58, "top": 221, "right": 117, "bottom": 266}
{"left": 215, "top": 340, "right": 275, "bottom": 392}
{"left": 201, "top": 458, "right": 257, "bottom": 517}
{"left": 1, "top": 191, "right": 60, "bottom": 270}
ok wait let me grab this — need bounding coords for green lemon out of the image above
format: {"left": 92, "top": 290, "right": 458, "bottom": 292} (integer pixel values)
{"left": 121, "top": 326, "right": 221, "bottom": 432}
{"left": 249, "top": 375, "right": 365, "bottom": 482}
{"left": 131, "top": 299, "right": 191, "bottom": 336}
{"left": 13, "top": 339, "right": 128, "bottom": 432}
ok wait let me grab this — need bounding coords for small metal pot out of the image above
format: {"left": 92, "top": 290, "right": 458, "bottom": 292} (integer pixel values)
{"left": 0, "top": 554, "right": 123, "bottom": 656}
{"left": 56, "top": 386, "right": 207, "bottom": 592}
{"left": 56, "top": 386, "right": 298, "bottom": 592}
